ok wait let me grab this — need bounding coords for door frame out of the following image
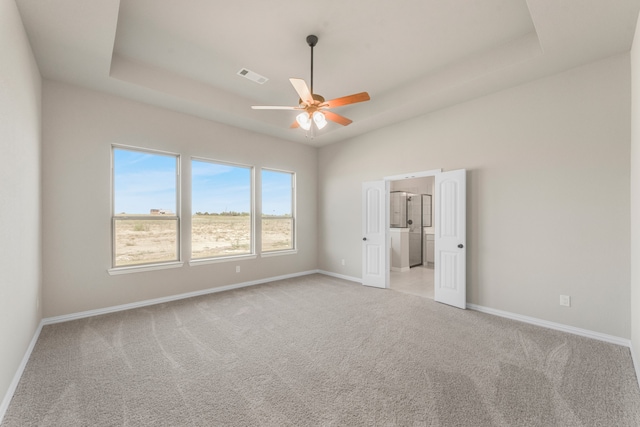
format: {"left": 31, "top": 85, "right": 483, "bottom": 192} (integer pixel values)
{"left": 381, "top": 169, "right": 442, "bottom": 288}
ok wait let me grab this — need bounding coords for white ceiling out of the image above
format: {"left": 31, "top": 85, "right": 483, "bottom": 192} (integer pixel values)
{"left": 15, "top": 0, "right": 640, "bottom": 146}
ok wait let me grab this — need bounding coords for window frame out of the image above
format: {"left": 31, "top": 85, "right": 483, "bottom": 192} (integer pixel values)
{"left": 260, "top": 168, "right": 296, "bottom": 256}
{"left": 108, "top": 144, "right": 182, "bottom": 274}
{"left": 189, "top": 157, "right": 255, "bottom": 265}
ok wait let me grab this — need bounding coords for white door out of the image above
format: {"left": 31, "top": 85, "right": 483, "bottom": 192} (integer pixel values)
{"left": 362, "top": 180, "right": 388, "bottom": 288}
{"left": 434, "top": 169, "right": 466, "bottom": 308}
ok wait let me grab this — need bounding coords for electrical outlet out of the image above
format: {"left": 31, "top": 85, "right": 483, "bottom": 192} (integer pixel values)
{"left": 341, "top": 259, "right": 345, "bottom": 266}
{"left": 236, "top": 265, "right": 240, "bottom": 273}
{"left": 560, "top": 295, "right": 571, "bottom": 307}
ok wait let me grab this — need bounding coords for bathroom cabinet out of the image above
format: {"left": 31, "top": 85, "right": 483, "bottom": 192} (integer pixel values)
{"left": 390, "top": 228, "right": 410, "bottom": 272}
{"left": 424, "top": 232, "right": 434, "bottom": 265}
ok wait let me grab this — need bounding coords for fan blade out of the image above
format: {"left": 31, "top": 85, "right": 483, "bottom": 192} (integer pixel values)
{"left": 290, "top": 78, "right": 313, "bottom": 104}
{"left": 290, "top": 120, "right": 299, "bottom": 129}
{"left": 251, "top": 105, "right": 299, "bottom": 110}
{"left": 323, "top": 110, "right": 353, "bottom": 126}
{"left": 322, "top": 92, "right": 370, "bottom": 109}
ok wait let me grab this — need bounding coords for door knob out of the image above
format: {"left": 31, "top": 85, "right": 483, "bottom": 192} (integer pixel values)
{"left": 458, "top": 244, "right": 464, "bottom": 248}
{"left": 363, "top": 237, "right": 367, "bottom": 241}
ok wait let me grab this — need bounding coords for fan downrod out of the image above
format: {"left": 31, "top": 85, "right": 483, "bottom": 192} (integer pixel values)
{"left": 306, "top": 35, "right": 318, "bottom": 93}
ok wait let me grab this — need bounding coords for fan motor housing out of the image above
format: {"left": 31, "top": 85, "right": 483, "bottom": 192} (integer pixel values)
{"left": 299, "top": 93, "right": 325, "bottom": 106}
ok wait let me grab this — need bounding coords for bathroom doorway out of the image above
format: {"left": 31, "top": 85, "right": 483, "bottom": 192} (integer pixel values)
{"left": 389, "top": 176, "right": 435, "bottom": 299}
{"left": 363, "top": 168, "right": 466, "bottom": 307}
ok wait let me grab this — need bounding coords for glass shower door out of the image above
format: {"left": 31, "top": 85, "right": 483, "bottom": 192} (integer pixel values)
{"left": 407, "top": 194, "right": 423, "bottom": 267}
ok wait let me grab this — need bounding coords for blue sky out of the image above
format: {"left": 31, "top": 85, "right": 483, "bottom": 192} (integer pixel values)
{"left": 261, "top": 169, "right": 292, "bottom": 216}
{"left": 113, "top": 149, "right": 177, "bottom": 214}
{"left": 114, "top": 149, "right": 292, "bottom": 215}
{"left": 191, "top": 159, "right": 251, "bottom": 214}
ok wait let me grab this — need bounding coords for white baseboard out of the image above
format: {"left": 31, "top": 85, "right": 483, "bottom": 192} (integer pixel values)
{"left": 0, "top": 320, "right": 44, "bottom": 425}
{"left": 316, "top": 270, "right": 362, "bottom": 283}
{"left": 43, "top": 270, "right": 319, "bottom": 325}
{"left": 391, "top": 266, "right": 410, "bottom": 272}
{"left": 630, "top": 342, "right": 640, "bottom": 390}
{"left": 467, "top": 303, "right": 631, "bottom": 348}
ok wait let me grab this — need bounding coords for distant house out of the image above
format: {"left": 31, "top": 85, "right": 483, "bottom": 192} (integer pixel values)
{"left": 150, "top": 209, "right": 173, "bottom": 215}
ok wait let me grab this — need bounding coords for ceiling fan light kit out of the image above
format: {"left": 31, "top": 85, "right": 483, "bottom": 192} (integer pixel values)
{"left": 313, "top": 111, "right": 327, "bottom": 129}
{"left": 296, "top": 111, "right": 312, "bottom": 130}
{"left": 251, "top": 35, "right": 370, "bottom": 135}
{"left": 295, "top": 110, "right": 327, "bottom": 131}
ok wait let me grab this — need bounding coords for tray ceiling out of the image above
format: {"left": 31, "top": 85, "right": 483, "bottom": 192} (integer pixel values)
{"left": 15, "top": 0, "right": 640, "bottom": 145}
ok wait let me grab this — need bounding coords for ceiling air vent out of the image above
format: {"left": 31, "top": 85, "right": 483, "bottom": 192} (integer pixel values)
{"left": 237, "top": 68, "right": 268, "bottom": 84}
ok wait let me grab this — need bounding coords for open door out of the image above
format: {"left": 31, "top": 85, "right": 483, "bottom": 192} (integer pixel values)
{"left": 362, "top": 180, "right": 388, "bottom": 288}
{"left": 434, "top": 169, "right": 466, "bottom": 309}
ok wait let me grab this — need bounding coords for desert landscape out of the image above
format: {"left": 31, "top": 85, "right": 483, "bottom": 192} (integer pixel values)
{"left": 114, "top": 214, "right": 292, "bottom": 266}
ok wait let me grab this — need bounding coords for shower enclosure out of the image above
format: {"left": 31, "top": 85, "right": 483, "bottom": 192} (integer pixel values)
{"left": 390, "top": 191, "right": 431, "bottom": 267}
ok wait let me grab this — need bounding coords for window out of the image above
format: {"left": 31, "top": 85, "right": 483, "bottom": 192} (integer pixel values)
{"left": 191, "top": 159, "right": 253, "bottom": 259}
{"left": 112, "top": 146, "right": 180, "bottom": 268}
{"left": 261, "top": 169, "right": 295, "bottom": 252}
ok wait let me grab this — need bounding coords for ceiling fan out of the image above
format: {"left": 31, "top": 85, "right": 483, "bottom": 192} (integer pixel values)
{"left": 251, "top": 35, "right": 370, "bottom": 131}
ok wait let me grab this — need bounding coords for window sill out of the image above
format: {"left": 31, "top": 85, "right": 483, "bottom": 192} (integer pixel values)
{"left": 189, "top": 254, "right": 257, "bottom": 267}
{"left": 261, "top": 249, "right": 297, "bottom": 258}
{"left": 108, "top": 261, "right": 184, "bottom": 275}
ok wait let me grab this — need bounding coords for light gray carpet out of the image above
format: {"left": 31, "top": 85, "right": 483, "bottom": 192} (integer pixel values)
{"left": 3, "top": 274, "right": 640, "bottom": 426}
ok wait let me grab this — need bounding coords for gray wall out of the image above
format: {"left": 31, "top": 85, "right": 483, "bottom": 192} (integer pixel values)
{"left": 41, "top": 81, "right": 318, "bottom": 317}
{"left": 319, "top": 54, "right": 631, "bottom": 339}
{"left": 631, "top": 13, "right": 640, "bottom": 369}
{"left": 0, "top": 0, "right": 42, "bottom": 411}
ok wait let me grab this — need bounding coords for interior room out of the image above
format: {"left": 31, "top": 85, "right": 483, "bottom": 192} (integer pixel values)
{"left": 389, "top": 176, "right": 435, "bottom": 299}
{"left": 4, "top": 0, "right": 640, "bottom": 424}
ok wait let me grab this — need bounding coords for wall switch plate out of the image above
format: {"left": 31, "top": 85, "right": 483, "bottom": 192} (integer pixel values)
{"left": 341, "top": 259, "right": 345, "bottom": 266}
{"left": 236, "top": 265, "right": 240, "bottom": 273}
{"left": 560, "top": 295, "right": 571, "bottom": 307}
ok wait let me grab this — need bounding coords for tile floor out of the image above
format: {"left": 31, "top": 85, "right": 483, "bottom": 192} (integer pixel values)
{"left": 390, "top": 264, "right": 434, "bottom": 299}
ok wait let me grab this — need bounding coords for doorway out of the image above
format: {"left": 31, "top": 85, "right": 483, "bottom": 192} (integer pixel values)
{"left": 362, "top": 168, "right": 466, "bottom": 309}
{"left": 389, "top": 176, "right": 435, "bottom": 299}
